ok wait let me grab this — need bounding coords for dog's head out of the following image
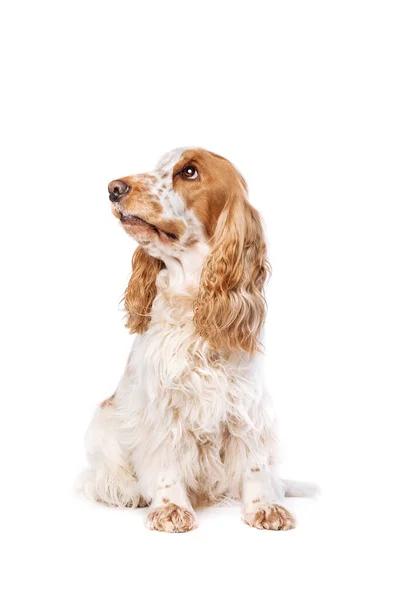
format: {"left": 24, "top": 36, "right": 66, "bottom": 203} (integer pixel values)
{"left": 109, "top": 148, "right": 270, "bottom": 354}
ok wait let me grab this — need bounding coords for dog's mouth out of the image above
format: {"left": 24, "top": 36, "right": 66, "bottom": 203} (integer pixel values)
{"left": 119, "top": 214, "right": 178, "bottom": 240}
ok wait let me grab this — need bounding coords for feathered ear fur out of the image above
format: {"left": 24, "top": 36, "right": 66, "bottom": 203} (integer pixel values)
{"left": 194, "top": 184, "right": 270, "bottom": 354}
{"left": 124, "top": 247, "right": 164, "bottom": 334}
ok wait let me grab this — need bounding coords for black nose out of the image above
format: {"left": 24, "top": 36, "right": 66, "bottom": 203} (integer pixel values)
{"left": 108, "top": 180, "right": 130, "bottom": 202}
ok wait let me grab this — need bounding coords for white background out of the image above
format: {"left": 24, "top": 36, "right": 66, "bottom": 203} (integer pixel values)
{"left": 1, "top": 1, "right": 399, "bottom": 598}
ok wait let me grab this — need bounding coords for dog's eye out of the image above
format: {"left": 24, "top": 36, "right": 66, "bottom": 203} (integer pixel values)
{"left": 182, "top": 165, "right": 198, "bottom": 180}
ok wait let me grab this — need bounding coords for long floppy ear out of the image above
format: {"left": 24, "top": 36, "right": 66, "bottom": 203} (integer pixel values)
{"left": 194, "top": 188, "right": 270, "bottom": 354}
{"left": 124, "top": 247, "right": 164, "bottom": 334}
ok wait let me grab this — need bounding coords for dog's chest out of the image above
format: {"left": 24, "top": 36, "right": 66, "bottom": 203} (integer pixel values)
{"left": 129, "top": 285, "right": 253, "bottom": 431}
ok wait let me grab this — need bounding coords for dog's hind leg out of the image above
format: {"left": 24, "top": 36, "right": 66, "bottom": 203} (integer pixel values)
{"left": 81, "top": 396, "right": 146, "bottom": 508}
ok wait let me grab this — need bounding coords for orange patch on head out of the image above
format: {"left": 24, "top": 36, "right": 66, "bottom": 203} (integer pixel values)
{"left": 172, "top": 149, "right": 245, "bottom": 239}
{"left": 121, "top": 180, "right": 162, "bottom": 219}
{"left": 112, "top": 174, "right": 186, "bottom": 242}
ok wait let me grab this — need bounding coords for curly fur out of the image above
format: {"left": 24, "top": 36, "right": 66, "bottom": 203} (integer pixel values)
{"left": 194, "top": 190, "right": 271, "bottom": 354}
{"left": 124, "top": 247, "right": 164, "bottom": 334}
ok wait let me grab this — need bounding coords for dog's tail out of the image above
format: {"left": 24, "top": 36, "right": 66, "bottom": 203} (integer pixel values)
{"left": 282, "top": 479, "right": 319, "bottom": 498}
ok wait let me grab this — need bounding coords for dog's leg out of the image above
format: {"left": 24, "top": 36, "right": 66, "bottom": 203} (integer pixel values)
{"left": 82, "top": 397, "right": 146, "bottom": 508}
{"left": 146, "top": 463, "right": 196, "bottom": 533}
{"left": 241, "top": 460, "right": 296, "bottom": 530}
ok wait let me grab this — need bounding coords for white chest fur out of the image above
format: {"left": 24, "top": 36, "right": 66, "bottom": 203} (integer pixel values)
{"left": 108, "top": 250, "right": 277, "bottom": 505}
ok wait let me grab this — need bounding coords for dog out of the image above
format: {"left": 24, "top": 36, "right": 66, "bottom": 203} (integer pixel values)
{"left": 83, "top": 148, "right": 315, "bottom": 532}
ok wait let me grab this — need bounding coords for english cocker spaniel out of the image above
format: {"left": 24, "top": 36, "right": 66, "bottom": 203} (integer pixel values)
{"left": 83, "top": 148, "right": 315, "bottom": 532}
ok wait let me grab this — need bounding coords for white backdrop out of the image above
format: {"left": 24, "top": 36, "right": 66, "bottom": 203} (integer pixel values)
{"left": 1, "top": 1, "right": 399, "bottom": 599}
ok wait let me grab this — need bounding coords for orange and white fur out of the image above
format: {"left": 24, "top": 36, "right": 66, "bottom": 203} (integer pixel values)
{"left": 83, "top": 148, "right": 314, "bottom": 532}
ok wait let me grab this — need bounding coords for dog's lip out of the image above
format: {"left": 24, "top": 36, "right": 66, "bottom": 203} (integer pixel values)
{"left": 119, "top": 213, "right": 178, "bottom": 240}
{"left": 120, "top": 214, "right": 148, "bottom": 225}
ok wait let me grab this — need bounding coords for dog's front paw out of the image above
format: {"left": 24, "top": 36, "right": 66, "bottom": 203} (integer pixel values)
{"left": 146, "top": 503, "right": 196, "bottom": 533}
{"left": 243, "top": 504, "right": 296, "bottom": 530}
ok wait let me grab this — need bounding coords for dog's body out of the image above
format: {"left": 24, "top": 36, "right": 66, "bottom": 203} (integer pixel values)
{"left": 83, "top": 148, "right": 312, "bottom": 532}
